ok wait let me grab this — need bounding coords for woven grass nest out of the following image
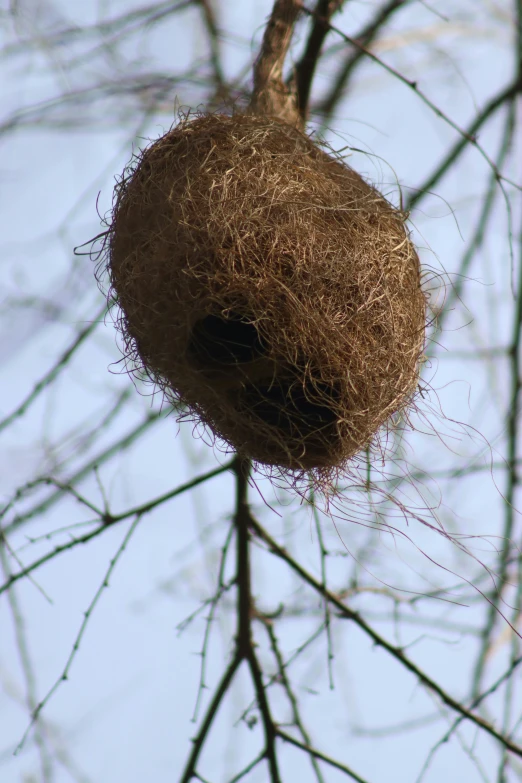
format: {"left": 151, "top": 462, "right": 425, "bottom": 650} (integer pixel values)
{"left": 104, "top": 112, "right": 425, "bottom": 476}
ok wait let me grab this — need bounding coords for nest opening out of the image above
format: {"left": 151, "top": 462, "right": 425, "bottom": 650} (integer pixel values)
{"left": 241, "top": 377, "right": 340, "bottom": 439}
{"left": 188, "top": 312, "right": 265, "bottom": 367}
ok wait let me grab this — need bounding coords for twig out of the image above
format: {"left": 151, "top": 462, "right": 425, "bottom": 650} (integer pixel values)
{"left": 311, "top": 494, "right": 334, "bottom": 688}
{"left": 317, "top": 0, "right": 407, "bottom": 124}
{"left": 246, "top": 645, "right": 281, "bottom": 783}
{"left": 51, "top": 387, "right": 132, "bottom": 476}
{"left": 235, "top": 456, "right": 253, "bottom": 657}
{"left": 0, "top": 461, "right": 234, "bottom": 597}
{"left": 179, "top": 653, "right": 242, "bottom": 783}
{"left": 405, "top": 88, "right": 519, "bottom": 212}
{"left": 436, "top": 103, "right": 516, "bottom": 326}
{"left": 0, "top": 545, "right": 54, "bottom": 780}
{"left": 2, "top": 408, "right": 167, "bottom": 536}
{"left": 0, "top": 303, "right": 106, "bottom": 435}
{"left": 197, "top": 0, "right": 224, "bottom": 91}
{"left": 227, "top": 749, "right": 266, "bottom": 783}
{"left": 234, "top": 455, "right": 282, "bottom": 782}
{"left": 249, "top": 516, "right": 522, "bottom": 758}
{"left": 261, "top": 618, "right": 325, "bottom": 783}
{"left": 299, "top": 3, "right": 522, "bottom": 197}
{"left": 294, "top": 0, "right": 345, "bottom": 121}
{"left": 278, "top": 730, "right": 371, "bottom": 782}
{"left": 15, "top": 515, "right": 141, "bottom": 754}
{"left": 416, "top": 655, "right": 522, "bottom": 781}
{"left": 234, "top": 620, "right": 327, "bottom": 729}
{"left": 470, "top": 168, "right": 522, "bottom": 699}
{"left": 192, "top": 522, "right": 236, "bottom": 722}
{"left": 176, "top": 578, "right": 235, "bottom": 636}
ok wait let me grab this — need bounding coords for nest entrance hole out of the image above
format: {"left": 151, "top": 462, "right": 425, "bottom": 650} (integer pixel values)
{"left": 189, "top": 311, "right": 265, "bottom": 366}
{"left": 241, "top": 378, "right": 340, "bottom": 440}
{"left": 188, "top": 308, "right": 340, "bottom": 445}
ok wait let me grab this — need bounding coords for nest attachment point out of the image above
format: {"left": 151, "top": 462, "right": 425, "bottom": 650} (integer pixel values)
{"left": 103, "top": 112, "right": 425, "bottom": 476}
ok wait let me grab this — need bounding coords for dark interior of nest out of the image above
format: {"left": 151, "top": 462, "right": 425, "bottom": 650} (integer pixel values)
{"left": 187, "top": 310, "right": 339, "bottom": 453}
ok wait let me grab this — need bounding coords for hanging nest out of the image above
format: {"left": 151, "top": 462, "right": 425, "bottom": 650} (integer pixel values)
{"left": 101, "top": 112, "right": 425, "bottom": 476}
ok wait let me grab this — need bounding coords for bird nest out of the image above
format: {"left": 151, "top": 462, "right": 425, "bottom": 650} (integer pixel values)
{"left": 99, "top": 112, "right": 425, "bottom": 479}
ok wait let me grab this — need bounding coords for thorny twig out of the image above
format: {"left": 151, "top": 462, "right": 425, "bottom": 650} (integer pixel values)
{"left": 15, "top": 515, "right": 142, "bottom": 754}
{"left": 0, "top": 462, "right": 233, "bottom": 597}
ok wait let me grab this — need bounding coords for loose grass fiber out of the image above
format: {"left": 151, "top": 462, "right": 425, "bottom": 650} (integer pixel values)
{"left": 102, "top": 112, "right": 425, "bottom": 478}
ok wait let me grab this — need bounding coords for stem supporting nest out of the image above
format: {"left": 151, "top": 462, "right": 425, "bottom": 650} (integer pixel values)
{"left": 250, "top": 0, "right": 302, "bottom": 126}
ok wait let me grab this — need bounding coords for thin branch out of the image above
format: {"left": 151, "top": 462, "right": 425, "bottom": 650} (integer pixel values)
{"left": 2, "top": 408, "right": 166, "bottom": 535}
{"left": 294, "top": 0, "right": 344, "bottom": 121}
{"left": 179, "top": 653, "right": 242, "bottom": 783}
{"left": 197, "top": 0, "right": 224, "bottom": 92}
{"left": 471, "top": 179, "right": 522, "bottom": 697}
{"left": 311, "top": 497, "right": 334, "bottom": 689}
{"left": 235, "top": 456, "right": 253, "bottom": 658}
{"left": 15, "top": 515, "right": 141, "bottom": 754}
{"left": 192, "top": 522, "right": 236, "bottom": 722}
{"left": 234, "top": 621, "right": 327, "bottom": 729}
{"left": 0, "top": 304, "right": 106, "bottom": 435}
{"left": 0, "top": 545, "right": 53, "bottom": 781}
{"left": 246, "top": 646, "right": 281, "bottom": 783}
{"left": 261, "top": 618, "right": 325, "bottom": 783}
{"left": 227, "top": 749, "right": 266, "bottom": 783}
{"left": 433, "top": 103, "right": 516, "bottom": 325}
{"left": 316, "top": 0, "right": 408, "bottom": 123}
{"left": 417, "top": 654, "right": 522, "bottom": 781}
{"left": 299, "top": 3, "right": 522, "bottom": 198}
{"left": 0, "top": 461, "right": 233, "bottom": 597}
{"left": 234, "top": 455, "right": 282, "bottom": 783}
{"left": 249, "top": 516, "right": 522, "bottom": 758}
{"left": 1, "top": 0, "right": 193, "bottom": 57}
{"left": 49, "top": 388, "right": 132, "bottom": 476}
{"left": 351, "top": 711, "right": 441, "bottom": 739}
{"left": 106, "top": 460, "right": 234, "bottom": 524}
{"left": 278, "top": 730, "right": 372, "bottom": 782}
{"left": 177, "top": 577, "right": 236, "bottom": 636}
{"left": 405, "top": 89, "right": 519, "bottom": 212}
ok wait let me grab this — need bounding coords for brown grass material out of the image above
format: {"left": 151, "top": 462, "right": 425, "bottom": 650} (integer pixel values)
{"left": 102, "top": 112, "right": 426, "bottom": 477}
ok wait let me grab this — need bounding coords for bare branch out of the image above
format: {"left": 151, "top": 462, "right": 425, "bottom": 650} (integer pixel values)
{"left": 278, "top": 730, "right": 372, "bottom": 782}
{"left": 250, "top": 515, "right": 522, "bottom": 759}
{"left": 15, "top": 515, "right": 141, "bottom": 755}
{"left": 316, "top": 0, "right": 409, "bottom": 123}
{"left": 294, "top": 0, "right": 345, "bottom": 121}
{"left": 0, "top": 461, "right": 234, "bottom": 596}
{"left": 0, "top": 304, "right": 106, "bottom": 435}
{"left": 261, "top": 618, "right": 326, "bottom": 783}
{"left": 300, "top": 3, "right": 522, "bottom": 196}
{"left": 179, "top": 653, "right": 243, "bottom": 783}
